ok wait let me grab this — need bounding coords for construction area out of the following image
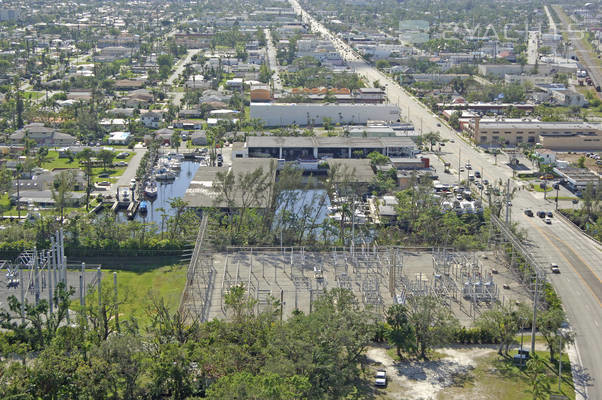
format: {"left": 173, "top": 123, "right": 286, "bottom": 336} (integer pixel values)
{"left": 181, "top": 242, "right": 532, "bottom": 324}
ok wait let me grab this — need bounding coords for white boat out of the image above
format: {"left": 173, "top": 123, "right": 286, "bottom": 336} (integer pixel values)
{"left": 144, "top": 181, "right": 158, "bottom": 198}
{"left": 156, "top": 171, "right": 176, "bottom": 181}
{"left": 169, "top": 160, "right": 182, "bottom": 170}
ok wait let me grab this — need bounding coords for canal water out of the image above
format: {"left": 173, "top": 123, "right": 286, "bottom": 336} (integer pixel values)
{"left": 116, "top": 160, "right": 200, "bottom": 226}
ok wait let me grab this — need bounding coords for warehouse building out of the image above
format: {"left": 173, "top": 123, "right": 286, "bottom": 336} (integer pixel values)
{"left": 232, "top": 136, "right": 418, "bottom": 161}
{"left": 250, "top": 103, "right": 399, "bottom": 127}
{"left": 464, "top": 118, "right": 602, "bottom": 150}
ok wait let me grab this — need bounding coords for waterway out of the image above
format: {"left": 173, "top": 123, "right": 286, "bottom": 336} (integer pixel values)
{"left": 116, "top": 160, "right": 200, "bottom": 226}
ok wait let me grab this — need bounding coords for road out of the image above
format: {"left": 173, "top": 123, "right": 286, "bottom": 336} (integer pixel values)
{"left": 553, "top": 5, "right": 602, "bottom": 92}
{"left": 545, "top": 5, "right": 557, "bottom": 33}
{"left": 166, "top": 49, "right": 202, "bottom": 86}
{"left": 264, "top": 29, "right": 283, "bottom": 91}
{"left": 291, "top": 0, "right": 602, "bottom": 397}
{"left": 111, "top": 146, "right": 147, "bottom": 196}
{"left": 527, "top": 31, "right": 540, "bottom": 65}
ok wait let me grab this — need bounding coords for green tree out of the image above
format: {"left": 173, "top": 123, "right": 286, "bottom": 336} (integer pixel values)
{"left": 477, "top": 303, "right": 527, "bottom": 355}
{"left": 423, "top": 131, "right": 442, "bottom": 151}
{"left": 406, "top": 295, "right": 459, "bottom": 359}
{"left": 97, "top": 149, "right": 115, "bottom": 171}
{"left": 449, "top": 111, "right": 461, "bottom": 130}
{"left": 16, "top": 91, "right": 24, "bottom": 129}
{"left": 206, "top": 372, "right": 311, "bottom": 400}
{"left": 171, "top": 131, "right": 182, "bottom": 153}
{"left": 35, "top": 147, "right": 49, "bottom": 167}
{"left": 537, "top": 308, "right": 574, "bottom": 362}
{"left": 385, "top": 304, "right": 416, "bottom": 360}
{"left": 77, "top": 148, "right": 95, "bottom": 211}
{"left": 51, "top": 170, "right": 75, "bottom": 223}
{"left": 259, "top": 63, "right": 272, "bottom": 84}
{"left": 526, "top": 355, "right": 551, "bottom": 400}
{"left": 0, "top": 282, "right": 74, "bottom": 350}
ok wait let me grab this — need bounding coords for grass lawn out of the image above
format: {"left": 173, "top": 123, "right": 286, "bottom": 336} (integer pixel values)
{"left": 91, "top": 265, "right": 187, "bottom": 327}
{"left": 531, "top": 184, "right": 553, "bottom": 193}
{"left": 42, "top": 150, "right": 134, "bottom": 184}
{"left": 438, "top": 350, "right": 575, "bottom": 400}
{"left": 556, "top": 196, "right": 579, "bottom": 201}
{"left": 23, "top": 91, "right": 43, "bottom": 100}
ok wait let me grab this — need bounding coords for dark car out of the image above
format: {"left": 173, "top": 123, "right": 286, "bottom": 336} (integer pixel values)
{"left": 524, "top": 209, "right": 533, "bottom": 217}
{"left": 537, "top": 211, "right": 546, "bottom": 218}
{"left": 547, "top": 211, "right": 553, "bottom": 218}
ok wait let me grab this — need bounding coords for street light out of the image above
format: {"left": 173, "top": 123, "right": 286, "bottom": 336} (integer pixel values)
{"left": 557, "top": 326, "right": 570, "bottom": 393}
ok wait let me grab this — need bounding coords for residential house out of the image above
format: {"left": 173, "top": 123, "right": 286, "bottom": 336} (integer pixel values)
{"left": 190, "top": 131, "right": 208, "bottom": 146}
{"left": 173, "top": 120, "right": 203, "bottom": 129}
{"left": 108, "top": 131, "right": 132, "bottom": 145}
{"left": 9, "top": 123, "right": 76, "bottom": 147}
{"left": 141, "top": 112, "right": 163, "bottom": 128}
{"left": 533, "top": 149, "right": 556, "bottom": 165}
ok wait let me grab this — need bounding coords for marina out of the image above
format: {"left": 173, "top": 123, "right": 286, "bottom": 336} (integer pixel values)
{"left": 93, "top": 150, "right": 205, "bottom": 226}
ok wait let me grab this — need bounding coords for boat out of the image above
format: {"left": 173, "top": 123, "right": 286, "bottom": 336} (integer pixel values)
{"left": 144, "top": 181, "right": 158, "bottom": 198}
{"left": 139, "top": 200, "right": 148, "bottom": 215}
{"left": 154, "top": 167, "right": 176, "bottom": 181}
{"left": 169, "top": 160, "right": 182, "bottom": 170}
{"left": 156, "top": 171, "right": 176, "bottom": 181}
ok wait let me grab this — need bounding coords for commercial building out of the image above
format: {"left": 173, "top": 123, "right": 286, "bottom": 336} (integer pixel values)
{"left": 464, "top": 118, "right": 602, "bottom": 150}
{"left": 232, "top": 136, "right": 418, "bottom": 161}
{"left": 250, "top": 103, "right": 399, "bottom": 127}
{"left": 183, "top": 158, "right": 278, "bottom": 209}
{"left": 553, "top": 167, "right": 600, "bottom": 192}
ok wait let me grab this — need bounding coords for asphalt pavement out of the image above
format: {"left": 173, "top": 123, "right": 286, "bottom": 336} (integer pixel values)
{"left": 264, "top": 29, "right": 283, "bottom": 91}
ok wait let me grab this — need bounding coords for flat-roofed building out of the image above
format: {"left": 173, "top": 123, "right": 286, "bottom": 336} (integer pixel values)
{"left": 183, "top": 158, "right": 277, "bottom": 209}
{"left": 250, "top": 102, "right": 399, "bottom": 127}
{"left": 464, "top": 118, "right": 602, "bottom": 150}
{"left": 242, "top": 136, "right": 418, "bottom": 161}
{"left": 553, "top": 167, "right": 600, "bottom": 192}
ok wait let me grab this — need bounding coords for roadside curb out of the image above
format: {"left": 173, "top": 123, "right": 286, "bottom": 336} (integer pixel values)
{"left": 566, "top": 339, "right": 588, "bottom": 400}
{"left": 556, "top": 210, "right": 602, "bottom": 249}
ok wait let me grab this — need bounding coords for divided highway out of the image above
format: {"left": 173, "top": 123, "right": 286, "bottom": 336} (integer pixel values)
{"left": 290, "top": 0, "right": 602, "bottom": 397}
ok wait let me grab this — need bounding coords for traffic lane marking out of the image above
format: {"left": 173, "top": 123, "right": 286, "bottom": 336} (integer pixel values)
{"left": 525, "top": 217, "right": 602, "bottom": 307}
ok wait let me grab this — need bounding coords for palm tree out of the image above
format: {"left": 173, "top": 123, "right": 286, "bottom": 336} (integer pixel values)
{"left": 423, "top": 131, "right": 442, "bottom": 152}
{"left": 77, "top": 148, "right": 94, "bottom": 211}
{"left": 51, "top": 171, "right": 75, "bottom": 224}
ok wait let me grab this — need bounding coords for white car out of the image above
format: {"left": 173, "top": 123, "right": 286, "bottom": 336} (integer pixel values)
{"left": 375, "top": 370, "right": 387, "bottom": 387}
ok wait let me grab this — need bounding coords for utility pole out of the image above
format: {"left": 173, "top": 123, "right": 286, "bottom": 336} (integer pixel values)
{"left": 114, "top": 272, "right": 119, "bottom": 332}
{"left": 33, "top": 247, "right": 39, "bottom": 305}
{"left": 19, "top": 267, "right": 24, "bottom": 324}
{"left": 458, "top": 148, "right": 461, "bottom": 185}
{"left": 531, "top": 270, "right": 540, "bottom": 355}
{"left": 48, "top": 250, "right": 53, "bottom": 313}
{"left": 505, "top": 179, "right": 511, "bottom": 224}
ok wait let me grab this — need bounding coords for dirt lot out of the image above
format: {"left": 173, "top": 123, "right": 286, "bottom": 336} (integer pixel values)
{"left": 367, "top": 342, "right": 575, "bottom": 400}
{"left": 556, "top": 152, "right": 601, "bottom": 172}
